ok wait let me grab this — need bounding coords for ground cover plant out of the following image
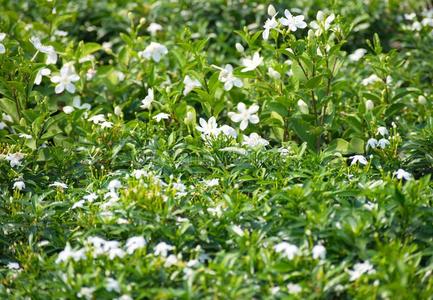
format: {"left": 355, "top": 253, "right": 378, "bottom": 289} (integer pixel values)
{"left": 1, "top": 0, "right": 433, "bottom": 299}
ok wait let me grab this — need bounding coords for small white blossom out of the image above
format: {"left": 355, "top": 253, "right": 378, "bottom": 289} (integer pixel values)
{"left": 350, "top": 155, "right": 368, "bottom": 166}
{"left": 242, "top": 133, "right": 269, "bottom": 149}
{"left": 77, "top": 287, "right": 95, "bottom": 300}
{"left": 7, "top": 262, "right": 20, "bottom": 270}
{"left": 274, "top": 242, "right": 299, "bottom": 260}
{"left": 220, "top": 125, "right": 238, "bottom": 138}
{"left": 280, "top": 10, "right": 307, "bottom": 32}
{"left": 377, "top": 126, "right": 389, "bottom": 136}
{"left": 241, "top": 52, "right": 263, "bottom": 72}
{"left": 312, "top": 244, "right": 326, "bottom": 260}
{"left": 394, "top": 169, "right": 412, "bottom": 180}
{"left": 0, "top": 33, "right": 6, "bottom": 54}
{"left": 347, "top": 261, "right": 375, "bottom": 281}
{"left": 139, "top": 42, "right": 168, "bottom": 62}
{"left": 34, "top": 68, "right": 51, "bottom": 85}
{"left": 49, "top": 181, "right": 68, "bottom": 189}
{"left": 153, "top": 112, "right": 170, "bottom": 122}
{"left": 377, "top": 138, "right": 390, "bottom": 149}
{"left": 147, "top": 23, "right": 163, "bottom": 35}
{"left": 217, "top": 64, "right": 243, "bottom": 91}
{"left": 267, "top": 67, "right": 281, "bottom": 79}
{"left": 13, "top": 180, "right": 25, "bottom": 191}
{"left": 228, "top": 102, "right": 260, "bottom": 131}
{"left": 263, "top": 16, "right": 278, "bottom": 40}
{"left": 50, "top": 63, "right": 80, "bottom": 94}
{"left": 361, "top": 74, "right": 381, "bottom": 86}
{"left": 196, "top": 117, "right": 220, "bottom": 138}
{"left": 105, "top": 278, "right": 121, "bottom": 293}
{"left": 287, "top": 283, "right": 302, "bottom": 294}
{"left": 366, "top": 138, "right": 378, "bottom": 150}
{"left": 30, "top": 36, "right": 57, "bottom": 64}
{"left": 154, "top": 242, "right": 174, "bottom": 257}
{"left": 183, "top": 75, "right": 201, "bottom": 95}
{"left": 125, "top": 236, "right": 146, "bottom": 254}
{"left": 309, "top": 11, "right": 335, "bottom": 36}
{"left": 141, "top": 88, "right": 154, "bottom": 110}
{"left": 5, "top": 153, "right": 25, "bottom": 168}
{"left": 349, "top": 48, "right": 367, "bottom": 61}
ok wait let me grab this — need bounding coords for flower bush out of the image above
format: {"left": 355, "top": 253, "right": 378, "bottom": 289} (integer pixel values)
{"left": 1, "top": 0, "right": 433, "bottom": 299}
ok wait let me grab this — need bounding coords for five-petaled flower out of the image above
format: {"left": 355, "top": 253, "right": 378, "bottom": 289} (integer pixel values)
{"left": 141, "top": 88, "right": 154, "bottom": 110}
{"left": 263, "top": 15, "right": 278, "bottom": 40}
{"left": 139, "top": 42, "right": 168, "bottom": 62}
{"left": 228, "top": 102, "right": 260, "bottom": 131}
{"left": 350, "top": 155, "right": 368, "bottom": 166}
{"left": 241, "top": 52, "right": 263, "bottom": 72}
{"left": 394, "top": 169, "right": 412, "bottom": 180}
{"left": 51, "top": 63, "right": 80, "bottom": 94}
{"left": 280, "top": 10, "right": 307, "bottom": 32}
{"left": 217, "top": 64, "right": 243, "bottom": 91}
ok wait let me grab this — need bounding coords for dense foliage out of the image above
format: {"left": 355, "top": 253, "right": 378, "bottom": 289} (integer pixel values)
{"left": 1, "top": 0, "right": 433, "bottom": 299}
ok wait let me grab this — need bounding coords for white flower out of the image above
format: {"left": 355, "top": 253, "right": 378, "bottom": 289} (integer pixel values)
{"left": 366, "top": 138, "right": 378, "bottom": 150}
{"left": 63, "top": 106, "right": 75, "bottom": 114}
{"left": 183, "top": 75, "right": 201, "bottom": 95}
{"left": 34, "top": 68, "right": 51, "bottom": 85}
{"left": 50, "top": 63, "right": 80, "bottom": 94}
{"left": 0, "top": 33, "right": 6, "bottom": 54}
{"left": 153, "top": 112, "right": 170, "bottom": 122}
{"left": 139, "top": 42, "right": 168, "bottom": 62}
{"left": 49, "top": 181, "right": 68, "bottom": 189}
{"left": 125, "top": 236, "right": 146, "bottom": 254}
{"left": 232, "top": 225, "right": 244, "bottom": 237}
{"left": 241, "top": 52, "right": 263, "bottom": 72}
{"left": 196, "top": 117, "right": 220, "bottom": 138}
{"left": 147, "top": 23, "right": 163, "bottom": 35}
{"left": 108, "top": 179, "right": 122, "bottom": 191}
{"left": 228, "top": 102, "right": 260, "bottom": 131}
{"left": 394, "top": 169, "right": 412, "bottom": 180}
{"left": 115, "top": 295, "right": 133, "bottom": 300}
{"left": 154, "top": 242, "right": 174, "bottom": 257}
{"left": 312, "top": 244, "right": 326, "bottom": 260}
{"left": 13, "top": 180, "right": 25, "bottom": 191}
{"left": 5, "top": 153, "right": 24, "bottom": 168}
{"left": 280, "top": 10, "right": 307, "bottom": 32}
{"left": 217, "top": 64, "right": 243, "bottom": 91}
{"left": 365, "top": 100, "right": 374, "bottom": 111}
{"left": 101, "top": 121, "right": 113, "bottom": 128}
{"left": 141, "top": 88, "right": 154, "bottom": 109}
{"left": 88, "top": 114, "right": 107, "bottom": 124}
{"left": 77, "top": 287, "right": 95, "bottom": 300}
{"left": 267, "top": 67, "right": 281, "bottom": 79}
{"left": 164, "top": 254, "right": 179, "bottom": 267}
{"left": 30, "top": 36, "right": 57, "bottom": 64}
{"left": 203, "top": 178, "right": 219, "bottom": 187}
{"left": 274, "top": 242, "right": 299, "bottom": 260}
{"left": 207, "top": 204, "right": 224, "bottom": 217}
{"left": 235, "top": 43, "right": 244, "bottom": 53}
{"left": 105, "top": 278, "right": 121, "bottom": 293}
{"left": 377, "top": 126, "right": 389, "bottom": 136}
{"left": 55, "top": 243, "right": 86, "bottom": 264}
{"left": 297, "top": 99, "right": 309, "bottom": 114}
{"left": 287, "top": 283, "right": 302, "bottom": 294}
{"left": 347, "top": 261, "right": 375, "bottom": 281}
{"left": 350, "top": 155, "right": 368, "bottom": 166}
{"left": 361, "top": 74, "right": 381, "bottom": 86}
{"left": 349, "top": 48, "right": 367, "bottom": 62}
{"left": 220, "top": 125, "right": 238, "bottom": 138}
{"left": 72, "top": 200, "right": 85, "bottom": 209}
{"left": 132, "top": 169, "right": 147, "bottom": 179}
{"left": 2, "top": 113, "right": 13, "bottom": 123}
{"left": 7, "top": 262, "right": 20, "bottom": 270}
{"left": 19, "top": 133, "right": 32, "bottom": 139}
{"left": 377, "top": 138, "right": 390, "bottom": 149}
{"left": 309, "top": 11, "right": 335, "bottom": 36}
{"left": 263, "top": 16, "right": 278, "bottom": 40}
{"left": 242, "top": 133, "right": 269, "bottom": 149}
{"left": 267, "top": 4, "right": 277, "bottom": 16}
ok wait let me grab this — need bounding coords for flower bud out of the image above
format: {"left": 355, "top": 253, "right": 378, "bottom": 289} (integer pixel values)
{"left": 267, "top": 4, "right": 276, "bottom": 16}
{"left": 114, "top": 106, "right": 122, "bottom": 116}
{"left": 297, "top": 99, "right": 309, "bottom": 114}
{"left": 365, "top": 100, "right": 374, "bottom": 111}
{"left": 418, "top": 95, "right": 427, "bottom": 105}
{"left": 235, "top": 43, "right": 244, "bottom": 53}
